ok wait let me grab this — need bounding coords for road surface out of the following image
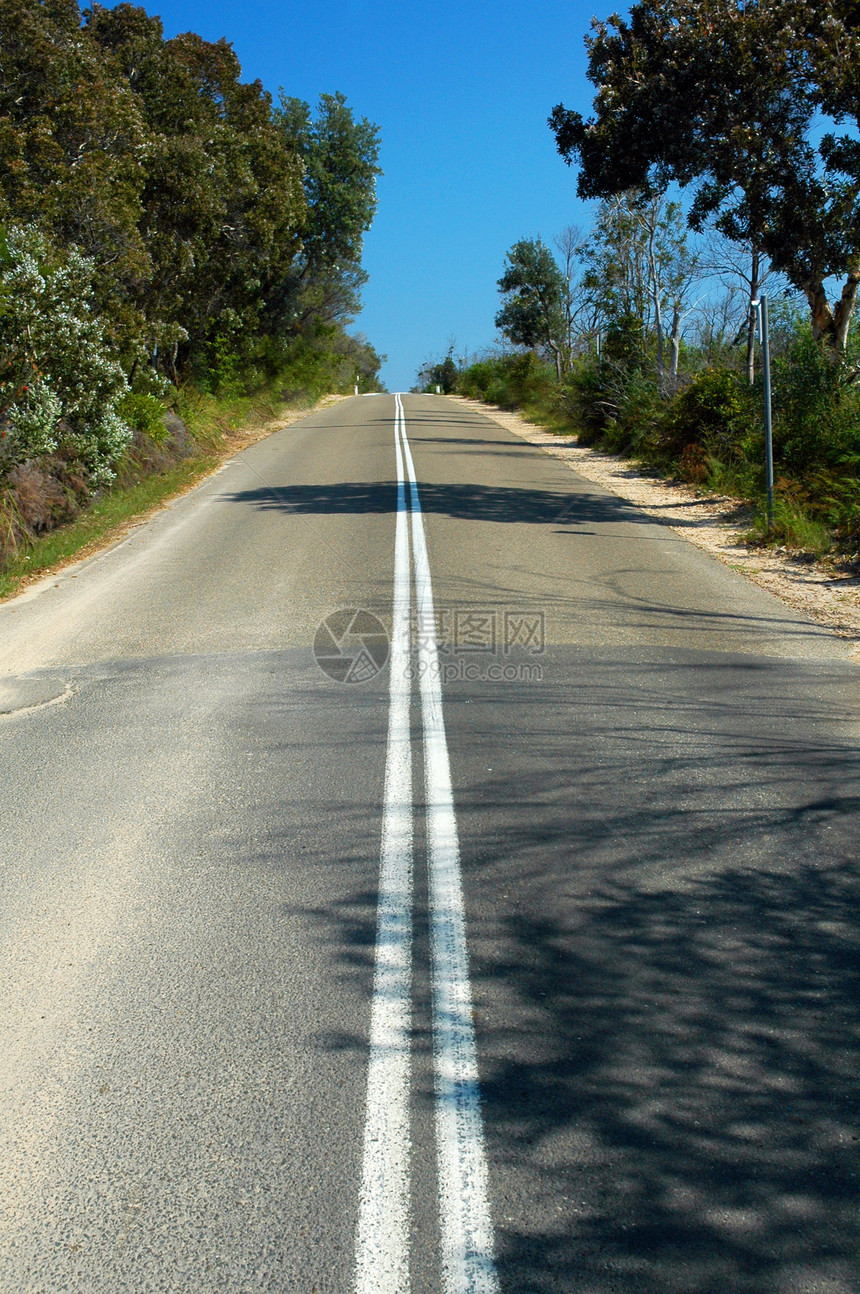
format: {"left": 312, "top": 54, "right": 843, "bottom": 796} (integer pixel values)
{"left": 1, "top": 394, "right": 858, "bottom": 1293}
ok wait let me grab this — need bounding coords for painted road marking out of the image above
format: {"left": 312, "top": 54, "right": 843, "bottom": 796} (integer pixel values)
{"left": 354, "top": 399, "right": 414, "bottom": 1294}
{"left": 398, "top": 397, "right": 500, "bottom": 1294}
{"left": 355, "top": 396, "right": 498, "bottom": 1294}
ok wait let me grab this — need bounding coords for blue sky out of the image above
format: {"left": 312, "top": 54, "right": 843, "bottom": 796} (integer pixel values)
{"left": 126, "top": 0, "right": 604, "bottom": 390}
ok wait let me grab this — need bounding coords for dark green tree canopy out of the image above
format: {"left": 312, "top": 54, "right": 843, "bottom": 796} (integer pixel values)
{"left": 495, "top": 239, "right": 567, "bottom": 374}
{"left": 550, "top": 0, "right": 860, "bottom": 349}
{"left": 83, "top": 4, "right": 307, "bottom": 363}
{"left": 274, "top": 93, "right": 382, "bottom": 331}
{"left": 0, "top": 0, "right": 380, "bottom": 386}
{"left": 0, "top": 0, "right": 150, "bottom": 321}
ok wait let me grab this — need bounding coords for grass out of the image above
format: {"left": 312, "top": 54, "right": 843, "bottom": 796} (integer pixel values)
{"left": 0, "top": 386, "right": 331, "bottom": 602}
{"left": 743, "top": 497, "right": 834, "bottom": 559}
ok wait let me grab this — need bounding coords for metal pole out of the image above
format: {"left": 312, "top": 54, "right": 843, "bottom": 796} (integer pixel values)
{"left": 753, "top": 297, "right": 775, "bottom": 529}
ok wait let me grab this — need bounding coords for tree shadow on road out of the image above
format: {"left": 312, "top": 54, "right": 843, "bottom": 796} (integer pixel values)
{"left": 223, "top": 479, "right": 669, "bottom": 528}
{"left": 265, "top": 657, "right": 860, "bottom": 1293}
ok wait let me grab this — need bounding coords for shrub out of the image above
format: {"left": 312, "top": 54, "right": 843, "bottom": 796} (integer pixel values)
{"left": 0, "top": 226, "right": 131, "bottom": 482}
{"left": 656, "top": 367, "right": 755, "bottom": 463}
{"left": 771, "top": 328, "right": 860, "bottom": 473}
{"left": 456, "top": 351, "right": 555, "bottom": 411}
{"left": 557, "top": 361, "right": 608, "bottom": 440}
{"left": 117, "top": 392, "right": 169, "bottom": 445}
{"left": 458, "top": 359, "right": 499, "bottom": 400}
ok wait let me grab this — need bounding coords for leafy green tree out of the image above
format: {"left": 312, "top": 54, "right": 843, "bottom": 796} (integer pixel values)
{"left": 85, "top": 5, "right": 306, "bottom": 375}
{"left": 333, "top": 331, "right": 386, "bottom": 392}
{"left": 0, "top": 0, "right": 150, "bottom": 356}
{"left": 0, "top": 0, "right": 383, "bottom": 496}
{"left": 274, "top": 92, "right": 382, "bottom": 332}
{"left": 417, "top": 350, "right": 458, "bottom": 393}
{"left": 495, "top": 239, "right": 567, "bottom": 378}
{"left": 549, "top": 0, "right": 860, "bottom": 354}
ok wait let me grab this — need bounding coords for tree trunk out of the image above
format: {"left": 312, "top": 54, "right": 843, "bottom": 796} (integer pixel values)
{"left": 669, "top": 305, "right": 682, "bottom": 377}
{"left": 646, "top": 221, "right": 664, "bottom": 376}
{"left": 834, "top": 267, "right": 860, "bottom": 349}
{"left": 746, "top": 249, "right": 760, "bottom": 385}
{"left": 803, "top": 267, "right": 860, "bottom": 359}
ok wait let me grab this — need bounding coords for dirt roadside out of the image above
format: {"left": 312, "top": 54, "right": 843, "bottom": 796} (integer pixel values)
{"left": 448, "top": 394, "right": 860, "bottom": 663}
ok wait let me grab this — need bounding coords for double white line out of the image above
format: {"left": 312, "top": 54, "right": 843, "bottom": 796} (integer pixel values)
{"left": 355, "top": 395, "right": 499, "bottom": 1294}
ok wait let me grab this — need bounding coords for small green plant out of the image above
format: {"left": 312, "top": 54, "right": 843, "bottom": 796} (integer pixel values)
{"left": 117, "top": 393, "right": 168, "bottom": 444}
{"left": 745, "top": 496, "right": 833, "bottom": 558}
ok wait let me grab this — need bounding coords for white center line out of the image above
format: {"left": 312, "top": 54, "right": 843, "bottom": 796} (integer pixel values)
{"left": 354, "top": 397, "right": 414, "bottom": 1294}
{"left": 398, "top": 396, "right": 500, "bottom": 1294}
{"left": 356, "top": 395, "right": 498, "bottom": 1294}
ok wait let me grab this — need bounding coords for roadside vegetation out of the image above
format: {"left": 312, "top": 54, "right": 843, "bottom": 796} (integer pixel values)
{"left": 420, "top": 0, "right": 860, "bottom": 564}
{"left": 0, "top": 0, "right": 384, "bottom": 592}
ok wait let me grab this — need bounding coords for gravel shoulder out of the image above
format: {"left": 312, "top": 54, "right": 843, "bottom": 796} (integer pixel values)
{"left": 449, "top": 394, "right": 860, "bottom": 663}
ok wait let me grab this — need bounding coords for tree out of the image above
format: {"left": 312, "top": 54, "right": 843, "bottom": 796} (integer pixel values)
{"left": 82, "top": 4, "right": 309, "bottom": 378}
{"left": 417, "top": 349, "right": 458, "bottom": 394}
{"left": 553, "top": 224, "right": 598, "bottom": 360}
{"left": 495, "top": 239, "right": 567, "bottom": 379}
{"left": 0, "top": 0, "right": 383, "bottom": 465}
{"left": 549, "top": 0, "right": 860, "bottom": 355}
{"left": 274, "top": 92, "right": 381, "bottom": 332}
{"left": 581, "top": 192, "right": 699, "bottom": 381}
{"left": 0, "top": 225, "right": 131, "bottom": 480}
{"left": 634, "top": 195, "right": 700, "bottom": 381}
{"left": 700, "top": 234, "right": 780, "bottom": 383}
{"left": 0, "top": 0, "right": 151, "bottom": 357}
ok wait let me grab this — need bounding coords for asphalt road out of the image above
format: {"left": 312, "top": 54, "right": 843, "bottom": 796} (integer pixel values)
{"left": 1, "top": 394, "right": 858, "bottom": 1294}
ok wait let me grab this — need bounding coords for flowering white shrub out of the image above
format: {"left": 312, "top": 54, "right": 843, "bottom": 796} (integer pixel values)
{"left": 0, "top": 226, "right": 131, "bottom": 482}
{"left": 2, "top": 381, "right": 62, "bottom": 460}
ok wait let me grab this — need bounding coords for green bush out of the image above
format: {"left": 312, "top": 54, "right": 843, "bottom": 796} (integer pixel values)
{"left": 117, "top": 393, "right": 168, "bottom": 444}
{"left": 771, "top": 328, "right": 860, "bottom": 473}
{"left": 602, "top": 313, "right": 647, "bottom": 368}
{"left": 458, "top": 359, "right": 500, "bottom": 400}
{"left": 457, "top": 308, "right": 860, "bottom": 561}
{"left": 457, "top": 351, "right": 554, "bottom": 411}
{"left": 560, "top": 357, "right": 661, "bottom": 454}
{"left": 557, "top": 361, "right": 608, "bottom": 441}
{"left": 656, "top": 367, "right": 755, "bottom": 462}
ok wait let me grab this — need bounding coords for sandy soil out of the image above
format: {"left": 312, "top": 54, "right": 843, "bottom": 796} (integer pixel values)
{"left": 449, "top": 395, "right": 860, "bottom": 663}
